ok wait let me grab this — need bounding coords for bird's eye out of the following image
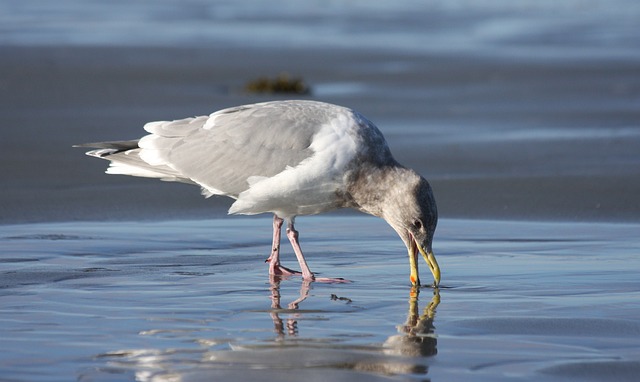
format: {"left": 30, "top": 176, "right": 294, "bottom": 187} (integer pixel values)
{"left": 413, "top": 219, "right": 423, "bottom": 230}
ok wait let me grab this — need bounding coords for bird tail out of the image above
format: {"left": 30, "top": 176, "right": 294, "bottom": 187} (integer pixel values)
{"left": 74, "top": 140, "right": 195, "bottom": 184}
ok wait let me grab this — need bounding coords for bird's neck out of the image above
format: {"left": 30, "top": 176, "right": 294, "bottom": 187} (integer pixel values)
{"left": 344, "top": 162, "right": 415, "bottom": 218}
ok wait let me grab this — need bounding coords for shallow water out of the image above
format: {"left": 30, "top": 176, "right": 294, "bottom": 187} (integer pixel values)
{"left": 2, "top": 0, "right": 639, "bottom": 60}
{"left": 1, "top": 216, "right": 639, "bottom": 381}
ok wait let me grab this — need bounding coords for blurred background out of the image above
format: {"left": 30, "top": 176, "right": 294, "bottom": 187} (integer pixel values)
{"left": 2, "top": 0, "right": 639, "bottom": 56}
{"left": 1, "top": 0, "right": 639, "bottom": 222}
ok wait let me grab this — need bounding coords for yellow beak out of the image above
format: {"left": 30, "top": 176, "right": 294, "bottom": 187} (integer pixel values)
{"left": 408, "top": 234, "right": 441, "bottom": 287}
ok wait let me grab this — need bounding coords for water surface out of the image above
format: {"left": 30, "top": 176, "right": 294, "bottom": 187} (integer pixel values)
{"left": 2, "top": 0, "right": 639, "bottom": 60}
{"left": 2, "top": 216, "right": 639, "bottom": 381}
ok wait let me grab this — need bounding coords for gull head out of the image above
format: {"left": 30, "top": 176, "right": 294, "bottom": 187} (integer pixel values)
{"left": 383, "top": 171, "right": 439, "bottom": 287}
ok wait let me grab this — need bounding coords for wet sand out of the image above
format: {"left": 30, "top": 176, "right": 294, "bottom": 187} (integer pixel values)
{"left": 1, "top": 45, "right": 639, "bottom": 223}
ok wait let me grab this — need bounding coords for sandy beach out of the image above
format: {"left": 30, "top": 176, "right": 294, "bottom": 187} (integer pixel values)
{"left": 1, "top": 45, "right": 639, "bottom": 223}
{"left": 1, "top": 1, "right": 639, "bottom": 381}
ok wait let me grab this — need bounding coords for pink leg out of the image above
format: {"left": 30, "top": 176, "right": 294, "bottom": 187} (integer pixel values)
{"left": 285, "top": 221, "right": 315, "bottom": 281}
{"left": 265, "top": 215, "right": 283, "bottom": 265}
{"left": 265, "top": 215, "right": 300, "bottom": 276}
{"left": 285, "top": 222, "right": 350, "bottom": 283}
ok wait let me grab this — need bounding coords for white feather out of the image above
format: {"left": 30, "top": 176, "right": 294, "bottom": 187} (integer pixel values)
{"left": 228, "top": 115, "right": 358, "bottom": 218}
{"left": 106, "top": 162, "right": 170, "bottom": 179}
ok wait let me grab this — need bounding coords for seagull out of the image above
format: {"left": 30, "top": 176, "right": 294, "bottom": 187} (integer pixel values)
{"left": 76, "top": 100, "right": 440, "bottom": 286}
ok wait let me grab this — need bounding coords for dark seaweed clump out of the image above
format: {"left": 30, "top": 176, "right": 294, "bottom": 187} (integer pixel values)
{"left": 245, "top": 73, "right": 311, "bottom": 95}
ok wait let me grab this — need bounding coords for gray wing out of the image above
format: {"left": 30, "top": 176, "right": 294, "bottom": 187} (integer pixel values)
{"left": 138, "top": 101, "right": 338, "bottom": 197}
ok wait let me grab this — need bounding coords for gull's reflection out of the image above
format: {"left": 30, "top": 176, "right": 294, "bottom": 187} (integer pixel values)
{"left": 94, "top": 282, "right": 439, "bottom": 381}
{"left": 266, "top": 278, "right": 439, "bottom": 377}
{"left": 268, "top": 275, "right": 311, "bottom": 339}
{"left": 383, "top": 286, "right": 439, "bottom": 358}
{"left": 352, "top": 286, "right": 439, "bottom": 376}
